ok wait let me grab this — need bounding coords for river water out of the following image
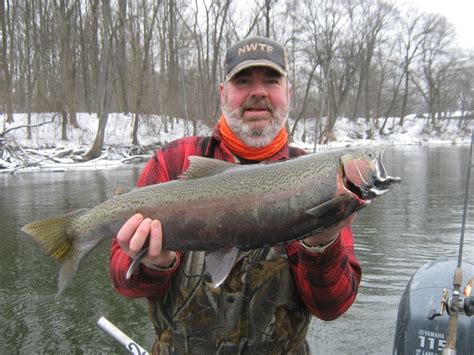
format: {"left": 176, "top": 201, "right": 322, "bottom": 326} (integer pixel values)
{"left": 1, "top": 145, "right": 473, "bottom": 354}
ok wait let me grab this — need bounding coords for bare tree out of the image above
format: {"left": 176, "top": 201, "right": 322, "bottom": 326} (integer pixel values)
{"left": 290, "top": 62, "right": 319, "bottom": 139}
{"left": 411, "top": 13, "right": 457, "bottom": 130}
{"left": 1, "top": 0, "right": 14, "bottom": 123}
{"left": 349, "top": 0, "right": 394, "bottom": 121}
{"left": 83, "top": 0, "right": 114, "bottom": 160}
{"left": 179, "top": 0, "right": 230, "bottom": 125}
{"left": 130, "top": 0, "right": 161, "bottom": 145}
{"left": 116, "top": 0, "right": 129, "bottom": 114}
{"left": 24, "top": 0, "right": 34, "bottom": 138}
{"left": 396, "top": 8, "right": 425, "bottom": 126}
{"left": 56, "top": 0, "right": 80, "bottom": 140}
{"left": 373, "top": 41, "right": 405, "bottom": 134}
{"left": 453, "top": 59, "right": 474, "bottom": 128}
{"left": 264, "top": 0, "right": 273, "bottom": 37}
{"left": 302, "top": 0, "right": 363, "bottom": 143}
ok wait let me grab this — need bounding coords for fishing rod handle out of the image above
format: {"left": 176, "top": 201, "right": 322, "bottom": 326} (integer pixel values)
{"left": 97, "top": 316, "right": 149, "bottom": 355}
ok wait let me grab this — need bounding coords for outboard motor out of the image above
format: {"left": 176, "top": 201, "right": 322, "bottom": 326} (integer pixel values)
{"left": 394, "top": 130, "right": 474, "bottom": 354}
{"left": 393, "top": 259, "right": 473, "bottom": 354}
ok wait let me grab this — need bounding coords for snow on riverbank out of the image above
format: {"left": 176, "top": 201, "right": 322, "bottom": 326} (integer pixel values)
{"left": 0, "top": 112, "right": 470, "bottom": 173}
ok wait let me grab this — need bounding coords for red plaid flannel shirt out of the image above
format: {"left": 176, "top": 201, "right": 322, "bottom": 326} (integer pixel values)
{"left": 110, "top": 124, "right": 361, "bottom": 320}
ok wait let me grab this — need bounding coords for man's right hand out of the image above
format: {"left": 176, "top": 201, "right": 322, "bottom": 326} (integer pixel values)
{"left": 116, "top": 213, "right": 177, "bottom": 269}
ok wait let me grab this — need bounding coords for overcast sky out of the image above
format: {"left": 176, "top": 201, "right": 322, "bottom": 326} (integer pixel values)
{"left": 404, "top": 0, "right": 474, "bottom": 49}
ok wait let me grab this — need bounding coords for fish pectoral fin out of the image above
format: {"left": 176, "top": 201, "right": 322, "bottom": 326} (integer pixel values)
{"left": 204, "top": 247, "right": 239, "bottom": 288}
{"left": 126, "top": 246, "right": 149, "bottom": 280}
{"left": 179, "top": 156, "right": 239, "bottom": 180}
{"left": 305, "top": 195, "right": 358, "bottom": 221}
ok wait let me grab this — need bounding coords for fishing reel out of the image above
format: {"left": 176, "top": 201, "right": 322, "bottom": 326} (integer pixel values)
{"left": 429, "top": 277, "right": 474, "bottom": 320}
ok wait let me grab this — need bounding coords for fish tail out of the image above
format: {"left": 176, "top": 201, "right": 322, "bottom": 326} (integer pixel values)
{"left": 21, "top": 209, "right": 88, "bottom": 294}
{"left": 57, "top": 251, "right": 82, "bottom": 295}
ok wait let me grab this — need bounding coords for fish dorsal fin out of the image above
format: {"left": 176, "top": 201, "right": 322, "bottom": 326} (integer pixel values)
{"left": 179, "top": 156, "right": 238, "bottom": 180}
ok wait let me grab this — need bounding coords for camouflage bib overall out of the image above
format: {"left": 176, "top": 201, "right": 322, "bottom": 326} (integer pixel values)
{"left": 149, "top": 247, "right": 312, "bottom": 354}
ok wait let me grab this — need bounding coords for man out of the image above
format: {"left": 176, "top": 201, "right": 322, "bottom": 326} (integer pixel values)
{"left": 110, "top": 36, "right": 361, "bottom": 354}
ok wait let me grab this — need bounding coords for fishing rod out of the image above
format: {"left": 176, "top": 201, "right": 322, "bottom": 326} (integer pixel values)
{"left": 428, "top": 130, "right": 474, "bottom": 355}
{"left": 97, "top": 316, "right": 149, "bottom": 355}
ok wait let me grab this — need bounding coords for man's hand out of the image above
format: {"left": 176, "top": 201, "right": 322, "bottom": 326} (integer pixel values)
{"left": 116, "top": 214, "right": 176, "bottom": 268}
{"left": 303, "top": 214, "right": 356, "bottom": 247}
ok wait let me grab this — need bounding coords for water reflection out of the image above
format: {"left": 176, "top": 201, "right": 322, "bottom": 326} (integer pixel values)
{"left": 0, "top": 166, "right": 149, "bottom": 353}
{"left": 1, "top": 146, "right": 473, "bottom": 354}
{"left": 310, "top": 146, "right": 473, "bottom": 354}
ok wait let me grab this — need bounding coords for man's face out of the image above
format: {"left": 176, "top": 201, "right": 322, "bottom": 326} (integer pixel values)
{"left": 220, "top": 67, "right": 292, "bottom": 148}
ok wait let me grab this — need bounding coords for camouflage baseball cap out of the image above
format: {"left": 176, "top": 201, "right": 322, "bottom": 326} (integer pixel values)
{"left": 224, "top": 36, "right": 288, "bottom": 81}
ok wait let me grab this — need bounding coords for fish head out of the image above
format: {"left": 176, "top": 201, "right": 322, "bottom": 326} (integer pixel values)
{"left": 340, "top": 147, "right": 401, "bottom": 202}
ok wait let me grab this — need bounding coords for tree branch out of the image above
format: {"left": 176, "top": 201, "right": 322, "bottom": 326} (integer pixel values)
{"left": 0, "top": 114, "right": 58, "bottom": 137}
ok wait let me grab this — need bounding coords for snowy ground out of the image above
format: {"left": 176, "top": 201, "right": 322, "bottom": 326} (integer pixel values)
{"left": 0, "top": 112, "right": 471, "bottom": 173}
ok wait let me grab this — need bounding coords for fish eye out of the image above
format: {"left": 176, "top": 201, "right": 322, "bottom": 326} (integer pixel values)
{"left": 367, "top": 151, "right": 375, "bottom": 159}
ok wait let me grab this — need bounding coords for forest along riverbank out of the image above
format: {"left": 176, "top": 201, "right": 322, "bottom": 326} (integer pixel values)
{"left": 1, "top": 113, "right": 471, "bottom": 174}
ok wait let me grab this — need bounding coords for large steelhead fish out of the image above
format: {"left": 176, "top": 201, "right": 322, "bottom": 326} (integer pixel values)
{"left": 22, "top": 147, "right": 401, "bottom": 293}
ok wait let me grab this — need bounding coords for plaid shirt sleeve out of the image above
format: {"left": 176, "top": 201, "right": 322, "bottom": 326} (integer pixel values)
{"left": 109, "top": 137, "right": 204, "bottom": 300}
{"left": 286, "top": 225, "right": 362, "bottom": 321}
{"left": 109, "top": 239, "right": 182, "bottom": 300}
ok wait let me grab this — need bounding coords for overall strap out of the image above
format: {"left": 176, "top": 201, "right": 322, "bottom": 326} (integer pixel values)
{"left": 201, "top": 136, "right": 214, "bottom": 158}
{"left": 289, "top": 145, "right": 303, "bottom": 158}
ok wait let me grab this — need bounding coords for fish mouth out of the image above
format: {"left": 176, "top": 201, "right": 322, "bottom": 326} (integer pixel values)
{"left": 343, "top": 173, "right": 401, "bottom": 201}
{"left": 341, "top": 149, "right": 401, "bottom": 202}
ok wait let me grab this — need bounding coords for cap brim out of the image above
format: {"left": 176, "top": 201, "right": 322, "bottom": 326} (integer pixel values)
{"left": 226, "top": 60, "right": 287, "bottom": 81}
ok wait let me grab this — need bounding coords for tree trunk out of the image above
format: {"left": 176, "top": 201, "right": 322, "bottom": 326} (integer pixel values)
{"left": 86, "top": 112, "right": 109, "bottom": 159}
{"left": 131, "top": 1, "right": 160, "bottom": 146}
{"left": 77, "top": 0, "right": 91, "bottom": 113}
{"left": 400, "top": 69, "right": 409, "bottom": 126}
{"left": 117, "top": 0, "right": 128, "bottom": 114}
{"left": 83, "top": 0, "right": 113, "bottom": 161}
{"left": 61, "top": 112, "right": 68, "bottom": 140}
{"left": 25, "top": 0, "right": 33, "bottom": 139}
{"left": 290, "top": 63, "right": 318, "bottom": 139}
{"left": 1, "top": 0, "right": 14, "bottom": 123}
{"left": 131, "top": 113, "right": 139, "bottom": 146}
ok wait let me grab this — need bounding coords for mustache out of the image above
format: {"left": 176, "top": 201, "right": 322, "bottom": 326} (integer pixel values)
{"left": 239, "top": 98, "right": 276, "bottom": 115}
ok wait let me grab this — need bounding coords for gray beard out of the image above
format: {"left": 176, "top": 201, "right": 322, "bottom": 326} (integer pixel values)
{"left": 222, "top": 101, "right": 289, "bottom": 148}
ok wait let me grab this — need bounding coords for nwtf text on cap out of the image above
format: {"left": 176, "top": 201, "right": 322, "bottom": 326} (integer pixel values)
{"left": 224, "top": 36, "right": 288, "bottom": 81}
